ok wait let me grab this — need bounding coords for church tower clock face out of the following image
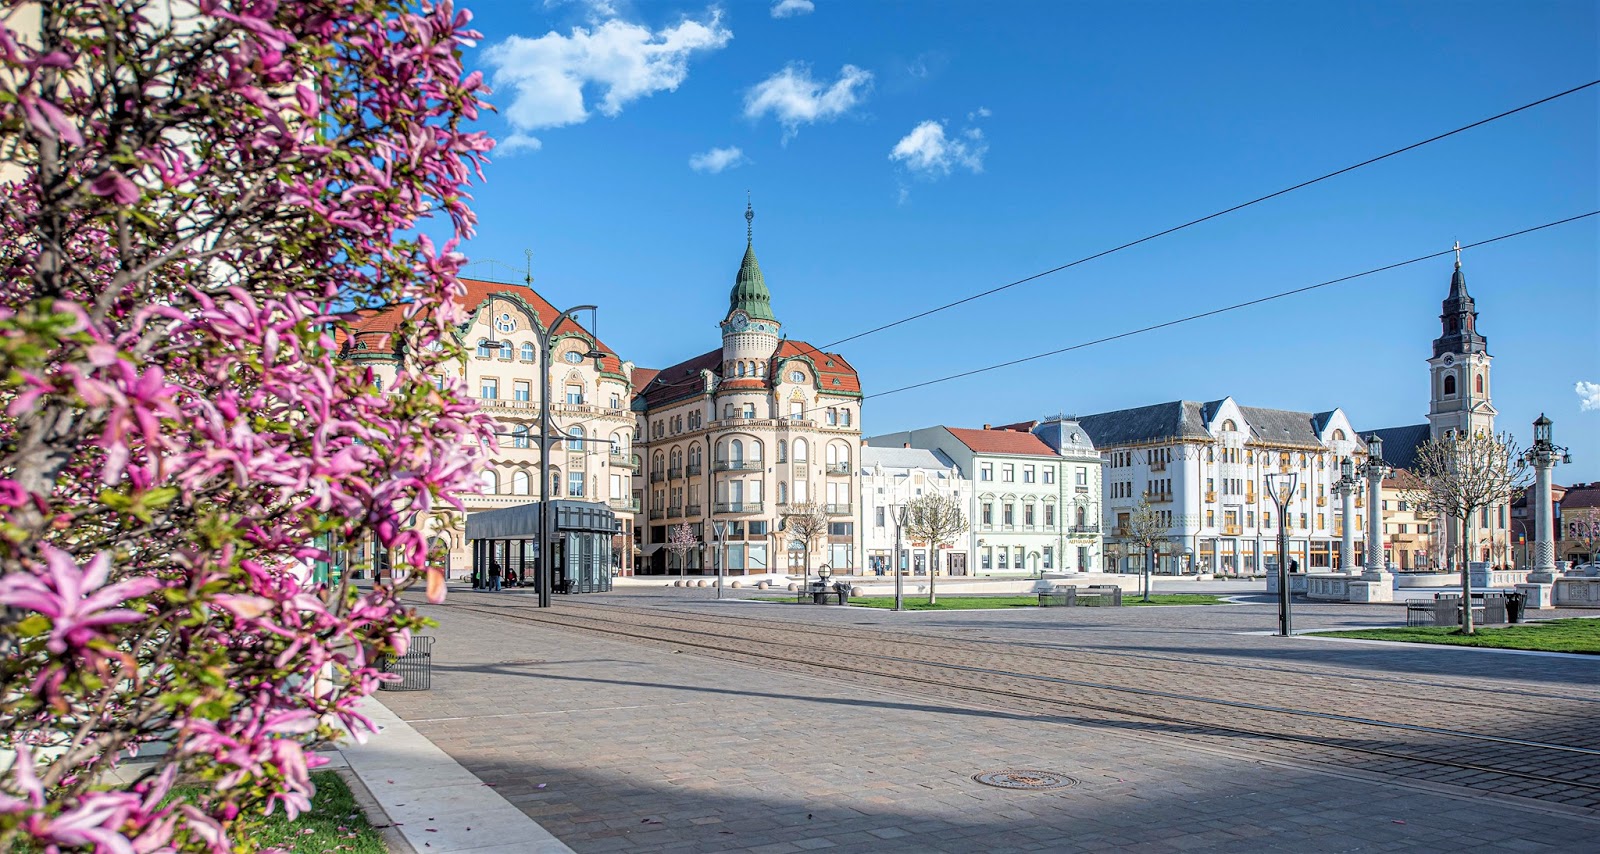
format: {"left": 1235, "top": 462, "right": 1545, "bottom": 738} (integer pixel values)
{"left": 729, "top": 312, "right": 749, "bottom": 332}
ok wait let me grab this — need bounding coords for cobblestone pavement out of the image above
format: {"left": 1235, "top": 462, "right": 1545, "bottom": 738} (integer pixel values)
{"left": 377, "top": 588, "right": 1600, "bottom": 853}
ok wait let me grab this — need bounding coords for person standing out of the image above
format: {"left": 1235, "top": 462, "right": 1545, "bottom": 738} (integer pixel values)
{"left": 490, "top": 561, "right": 502, "bottom": 592}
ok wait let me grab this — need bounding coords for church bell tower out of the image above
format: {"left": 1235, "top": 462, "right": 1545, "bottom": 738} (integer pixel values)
{"left": 1426, "top": 244, "right": 1496, "bottom": 441}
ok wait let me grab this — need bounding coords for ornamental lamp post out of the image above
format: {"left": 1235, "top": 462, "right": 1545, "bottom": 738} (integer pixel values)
{"left": 713, "top": 519, "right": 728, "bottom": 600}
{"left": 1524, "top": 414, "right": 1570, "bottom": 583}
{"left": 1359, "top": 434, "right": 1390, "bottom": 584}
{"left": 892, "top": 504, "right": 909, "bottom": 611}
{"left": 1336, "top": 456, "right": 1359, "bottom": 572}
{"left": 1265, "top": 471, "right": 1298, "bottom": 637}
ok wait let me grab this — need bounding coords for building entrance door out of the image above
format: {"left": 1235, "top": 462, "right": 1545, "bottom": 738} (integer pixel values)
{"left": 947, "top": 552, "right": 967, "bottom": 576}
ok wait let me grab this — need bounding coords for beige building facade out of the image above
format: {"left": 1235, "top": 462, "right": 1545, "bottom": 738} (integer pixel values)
{"left": 634, "top": 207, "right": 863, "bottom": 575}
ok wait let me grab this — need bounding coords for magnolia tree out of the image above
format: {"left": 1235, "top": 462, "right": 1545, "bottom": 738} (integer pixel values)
{"left": 902, "top": 493, "right": 967, "bottom": 605}
{"left": 665, "top": 523, "right": 698, "bottom": 577}
{"left": 0, "top": 1, "right": 495, "bottom": 851}
{"left": 1402, "top": 431, "right": 1531, "bottom": 634}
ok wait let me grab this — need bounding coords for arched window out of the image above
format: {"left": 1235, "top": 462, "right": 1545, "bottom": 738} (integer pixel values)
{"left": 737, "top": 362, "right": 747, "bottom": 377}
{"left": 498, "top": 340, "right": 512, "bottom": 359}
{"left": 512, "top": 470, "right": 531, "bottom": 495}
{"left": 1332, "top": 429, "right": 1346, "bottom": 441}
{"left": 567, "top": 426, "right": 583, "bottom": 450}
{"left": 520, "top": 342, "right": 536, "bottom": 361}
{"left": 748, "top": 440, "right": 763, "bottom": 463}
{"left": 1222, "top": 419, "right": 1236, "bottom": 432}
{"left": 550, "top": 468, "right": 561, "bottom": 495}
{"left": 1475, "top": 374, "right": 1483, "bottom": 394}
{"left": 1076, "top": 506, "right": 1087, "bottom": 526}
{"left": 826, "top": 443, "right": 839, "bottom": 465}
{"left": 1444, "top": 374, "right": 1457, "bottom": 396}
{"left": 778, "top": 482, "right": 788, "bottom": 504}
{"left": 670, "top": 448, "right": 682, "bottom": 468}
{"left": 729, "top": 439, "right": 744, "bottom": 465}
{"left": 511, "top": 425, "right": 529, "bottom": 449}
{"left": 480, "top": 470, "right": 498, "bottom": 495}
{"left": 688, "top": 444, "right": 702, "bottom": 467}
{"left": 777, "top": 439, "right": 787, "bottom": 462}
{"left": 794, "top": 438, "right": 808, "bottom": 461}
{"left": 476, "top": 339, "right": 494, "bottom": 358}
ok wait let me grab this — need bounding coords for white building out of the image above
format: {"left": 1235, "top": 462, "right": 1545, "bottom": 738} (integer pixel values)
{"left": 859, "top": 445, "right": 971, "bottom": 577}
{"left": 1076, "top": 397, "right": 1365, "bottom": 575}
{"left": 867, "top": 416, "right": 1104, "bottom": 575}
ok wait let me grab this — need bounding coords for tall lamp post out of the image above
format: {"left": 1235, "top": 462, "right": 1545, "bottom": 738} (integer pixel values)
{"left": 1359, "top": 434, "right": 1390, "bottom": 583}
{"left": 1524, "top": 414, "right": 1570, "bottom": 584}
{"left": 1335, "top": 457, "right": 1359, "bottom": 572}
{"left": 891, "top": 504, "right": 908, "bottom": 611}
{"left": 1265, "top": 471, "right": 1297, "bottom": 637}
{"left": 484, "top": 303, "right": 604, "bottom": 609}
{"left": 713, "top": 519, "right": 728, "bottom": 599}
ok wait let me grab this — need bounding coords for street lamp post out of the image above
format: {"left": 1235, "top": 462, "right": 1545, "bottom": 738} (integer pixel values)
{"left": 1359, "top": 434, "right": 1390, "bottom": 583}
{"left": 713, "top": 519, "right": 728, "bottom": 599}
{"left": 1336, "top": 457, "right": 1359, "bottom": 572}
{"left": 891, "top": 504, "right": 909, "bottom": 611}
{"left": 1525, "top": 414, "right": 1570, "bottom": 584}
{"left": 1265, "top": 471, "right": 1297, "bottom": 637}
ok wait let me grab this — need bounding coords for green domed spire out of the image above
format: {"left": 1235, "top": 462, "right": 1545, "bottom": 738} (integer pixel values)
{"left": 729, "top": 201, "right": 778, "bottom": 323}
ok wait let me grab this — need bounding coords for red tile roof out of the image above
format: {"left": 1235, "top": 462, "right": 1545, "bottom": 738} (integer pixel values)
{"left": 343, "top": 278, "right": 627, "bottom": 377}
{"left": 774, "top": 340, "right": 861, "bottom": 395}
{"left": 946, "top": 427, "right": 1058, "bottom": 457}
{"left": 1562, "top": 483, "right": 1600, "bottom": 511}
{"left": 637, "top": 339, "right": 863, "bottom": 411}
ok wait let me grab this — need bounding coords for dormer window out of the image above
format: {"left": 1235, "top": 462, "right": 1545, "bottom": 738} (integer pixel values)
{"left": 790, "top": 370, "right": 804, "bottom": 383}
{"left": 496, "top": 312, "right": 516, "bottom": 333}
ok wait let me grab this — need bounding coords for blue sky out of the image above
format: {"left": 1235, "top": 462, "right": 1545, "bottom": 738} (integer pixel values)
{"left": 446, "top": 0, "right": 1599, "bottom": 481}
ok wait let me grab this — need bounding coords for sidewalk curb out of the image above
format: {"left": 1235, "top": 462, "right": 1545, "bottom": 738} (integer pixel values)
{"left": 339, "top": 695, "right": 573, "bottom": 854}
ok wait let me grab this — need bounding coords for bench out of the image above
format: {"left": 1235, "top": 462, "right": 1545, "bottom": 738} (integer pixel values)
{"left": 1038, "top": 585, "right": 1123, "bottom": 607}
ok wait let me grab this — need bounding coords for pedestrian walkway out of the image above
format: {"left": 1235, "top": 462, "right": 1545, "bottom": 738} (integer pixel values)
{"left": 339, "top": 694, "right": 572, "bottom": 854}
{"left": 373, "top": 594, "right": 1600, "bottom": 853}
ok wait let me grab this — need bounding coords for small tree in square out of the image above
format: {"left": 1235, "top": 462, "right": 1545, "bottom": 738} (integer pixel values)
{"left": 781, "top": 502, "right": 828, "bottom": 585}
{"left": 1124, "top": 497, "right": 1166, "bottom": 602}
{"left": 665, "top": 523, "right": 699, "bottom": 578}
{"left": 1402, "top": 431, "right": 1532, "bottom": 634}
{"left": 903, "top": 492, "right": 968, "bottom": 606}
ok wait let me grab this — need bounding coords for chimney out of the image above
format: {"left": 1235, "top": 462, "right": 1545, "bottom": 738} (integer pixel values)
{"left": 903, "top": 442, "right": 910, "bottom": 449}
{"left": 982, "top": 423, "right": 991, "bottom": 430}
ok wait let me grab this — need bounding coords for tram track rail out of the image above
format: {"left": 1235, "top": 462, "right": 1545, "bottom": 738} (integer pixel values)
{"left": 435, "top": 596, "right": 1600, "bottom": 812}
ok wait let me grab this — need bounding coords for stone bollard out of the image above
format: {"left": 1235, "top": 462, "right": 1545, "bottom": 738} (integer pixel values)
{"left": 787, "top": 583, "right": 799, "bottom": 592}
{"left": 756, "top": 582, "right": 769, "bottom": 590}
{"left": 731, "top": 581, "right": 741, "bottom": 588}
{"left": 850, "top": 586, "right": 864, "bottom": 597}
{"left": 697, "top": 579, "right": 709, "bottom": 588}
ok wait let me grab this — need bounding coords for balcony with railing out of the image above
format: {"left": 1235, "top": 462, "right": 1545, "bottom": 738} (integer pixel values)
{"left": 826, "top": 462, "right": 851, "bottom": 475}
{"left": 649, "top": 507, "right": 665, "bottom": 520}
{"left": 609, "top": 451, "right": 639, "bottom": 469}
{"left": 667, "top": 504, "right": 683, "bottom": 518}
{"left": 1317, "top": 495, "right": 1327, "bottom": 507}
{"left": 474, "top": 396, "right": 538, "bottom": 414}
{"left": 609, "top": 496, "right": 640, "bottom": 512}
{"left": 713, "top": 459, "right": 760, "bottom": 472}
{"left": 668, "top": 467, "right": 684, "bottom": 480}
{"left": 686, "top": 503, "right": 702, "bottom": 516}
{"left": 649, "top": 470, "right": 666, "bottom": 483}
{"left": 825, "top": 503, "right": 852, "bottom": 516}
{"left": 1150, "top": 459, "right": 1167, "bottom": 472}
{"left": 1067, "top": 523, "right": 1100, "bottom": 535}
{"left": 1222, "top": 524, "right": 1242, "bottom": 535}
{"left": 1205, "top": 490, "right": 1217, "bottom": 503}
{"left": 686, "top": 462, "right": 703, "bottom": 476}
{"left": 1144, "top": 491, "right": 1172, "bottom": 503}
{"left": 714, "top": 501, "right": 763, "bottom": 514}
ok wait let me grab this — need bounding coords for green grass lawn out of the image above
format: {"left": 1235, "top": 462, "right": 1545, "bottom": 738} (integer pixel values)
{"left": 1312, "top": 618, "right": 1600, "bottom": 654}
{"left": 753, "top": 593, "right": 1228, "bottom": 609}
{"left": 181, "top": 770, "right": 386, "bottom": 853}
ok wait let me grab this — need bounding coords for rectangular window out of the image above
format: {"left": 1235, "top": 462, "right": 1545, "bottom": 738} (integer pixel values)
{"left": 1023, "top": 466, "right": 1035, "bottom": 483}
{"left": 981, "top": 548, "right": 992, "bottom": 569}
{"left": 829, "top": 522, "right": 852, "bottom": 536}
{"left": 1075, "top": 467, "right": 1086, "bottom": 486}
{"left": 1043, "top": 546, "right": 1054, "bottom": 569}
{"left": 1015, "top": 546, "right": 1025, "bottom": 570}
{"left": 568, "top": 472, "right": 584, "bottom": 497}
{"left": 1003, "top": 504, "right": 1014, "bottom": 526}
{"left": 1002, "top": 464, "right": 1014, "bottom": 482}
{"left": 826, "top": 408, "right": 837, "bottom": 426}
{"left": 980, "top": 464, "right": 993, "bottom": 481}
{"left": 513, "top": 380, "right": 531, "bottom": 402}
{"left": 1264, "top": 513, "right": 1273, "bottom": 528}
{"left": 789, "top": 401, "right": 803, "bottom": 420}
{"left": 875, "top": 507, "right": 885, "bottom": 527}
{"left": 1300, "top": 513, "right": 1308, "bottom": 528}
{"left": 998, "top": 548, "right": 1009, "bottom": 569}
{"left": 981, "top": 503, "right": 993, "bottom": 525}
{"left": 610, "top": 393, "right": 621, "bottom": 409}
{"left": 743, "top": 403, "right": 756, "bottom": 419}
{"left": 1024, "top": 504, "right": 1035, "bottom": 526}
{"left": 566, "top": 384, "right": 582, "bottom": 405}
{"left": 1206, "top": 509, "right": 1215, "bottom": 527}
{"left": 1045, "top": 505, "right": 1056, "bottom": 527}
{"left": 1044, "top": 468, "right": 1056, "bottom": 484}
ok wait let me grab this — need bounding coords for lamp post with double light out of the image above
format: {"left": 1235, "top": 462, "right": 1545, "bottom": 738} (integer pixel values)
{"left": 1359, "top": 433, "right": 1390, "bottom": 584}
{"left": 891, "top": 504, "right": 909, "bottom": 611}
{"left": 1335, "top": 457, "right": 1359, "bottom": 572}
{"left": 1265, "top": 471, "right": 1298, "bottom": 637}
{"left": 713, "top": 519, "right": 728, "bottom": 599}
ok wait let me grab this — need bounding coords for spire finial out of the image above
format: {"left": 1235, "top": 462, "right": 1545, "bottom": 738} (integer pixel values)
{"left": 1453, "top": 240, "right": 1461, "bottom": 269}
{"left": 523, "top": 248, "right": 534, "bottom": 286}
{"left": 745, "top": 191, "right": 754, "bottom": 245}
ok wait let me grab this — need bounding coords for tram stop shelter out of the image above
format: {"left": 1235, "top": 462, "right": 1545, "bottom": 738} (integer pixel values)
{"left": 466, "top": 500, "right": 618, "bottom": 594}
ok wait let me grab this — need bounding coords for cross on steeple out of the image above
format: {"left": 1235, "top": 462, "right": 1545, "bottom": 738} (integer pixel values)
{"left": 745, "top": 191, "right": 754, "bottom": 245}
{"left": 1453, "top": 240, "right": 1462, "bottom": 268}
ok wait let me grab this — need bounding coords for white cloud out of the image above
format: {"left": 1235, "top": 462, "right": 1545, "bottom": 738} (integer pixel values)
{"left": 482, "top": 9, "right": 732, "bottom": 153}
{"left": 967, "top": 106, "right": 991, "bottom": 120}
{"left": 744, "top": 63, "right": 873, "bottom": 141}
{"left": 771, "top": 0, "right": 815, "bottom": 18}
{"left": 689, "top": 146, "right": 747, "bottom": 173}
{"left": 1578, "top": 381, "right": 1600, "bottom": 411}
{"left": 889, "top": 119, "right": 986, "bottom": 176}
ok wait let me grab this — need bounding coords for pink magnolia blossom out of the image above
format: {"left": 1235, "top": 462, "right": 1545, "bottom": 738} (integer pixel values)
{"left": 0, "top": 547, "right": 162, "bottom": 654}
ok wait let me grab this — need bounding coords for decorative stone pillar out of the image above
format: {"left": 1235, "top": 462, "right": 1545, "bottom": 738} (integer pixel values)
{"left": 1519, "top": 414, "right": 1568, "bottom": 608}
{"left": 1349, "top": 434, "right": 1392, "bottom": 603}
{"left": 1336, "top": 457, "right": 1357, "bottom": 573}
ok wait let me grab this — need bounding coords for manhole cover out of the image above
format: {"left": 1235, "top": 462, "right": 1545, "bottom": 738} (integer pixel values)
{"left": 972, "top": 770, "right": 1080, "bottom": 790}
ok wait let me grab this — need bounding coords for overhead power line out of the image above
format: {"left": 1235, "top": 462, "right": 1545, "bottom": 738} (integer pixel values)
{"left": 820, "top": 79, "right": 1600, "bottom": 350}
{"left": 860, "top": 211, "right": 1599, "bottom": 403}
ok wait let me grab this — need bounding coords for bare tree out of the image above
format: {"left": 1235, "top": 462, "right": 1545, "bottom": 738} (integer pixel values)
{"left": 781, "top": 502, "right": 829, "bottom": 585}
{"left": 1402, "top": 431, "right": 1531, "bottom": 634}
{"left": 665, "top": 523, "right": 699, "bottom": 579}
{"left": 1124, "top": 497, "right": 1167, "bottom": 602}
{"left": 904, "top": 493, "right": 969, "bottom": 605}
